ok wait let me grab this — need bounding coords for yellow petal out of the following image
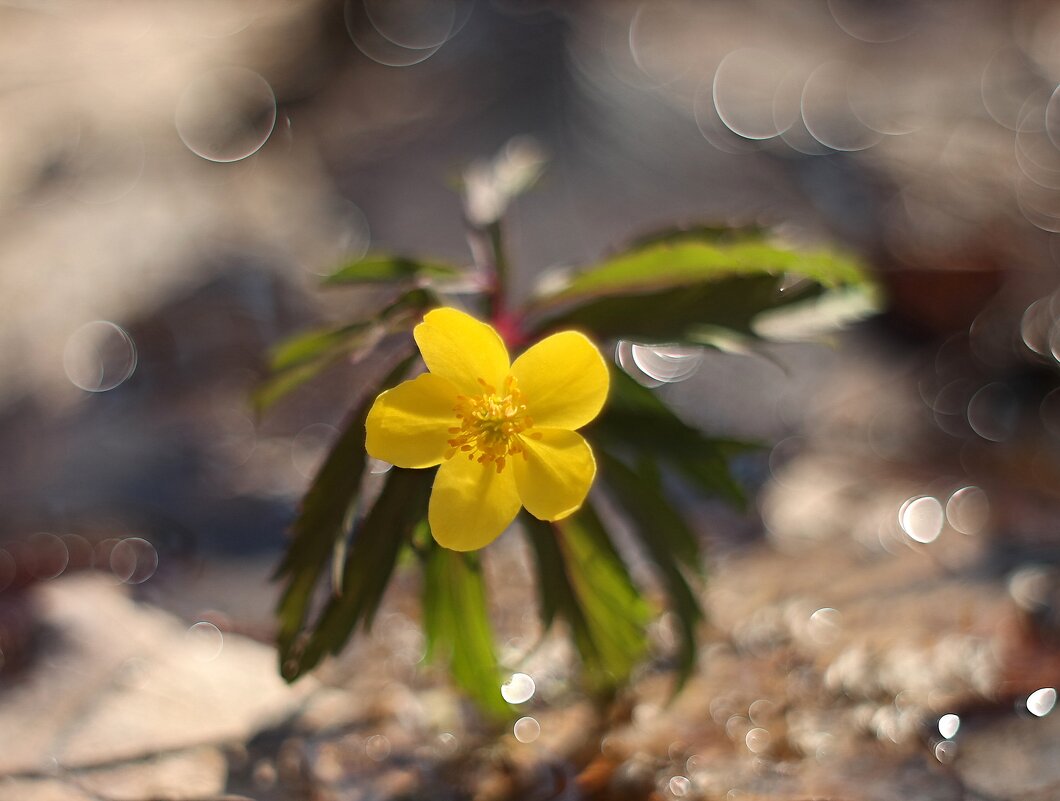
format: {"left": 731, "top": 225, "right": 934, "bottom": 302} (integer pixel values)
{"left": 365, "top": 373, "right": 458, "bottom": 468}
{"left": 429, "top": 455, "right": 521, "bottom": 551}
{"left": 513, "top": 428, "right": 596, "bottom": 521}
{"left": 414, "top": 308, "right": 510, "bottom": 396}
{"left": 510, "top": 331, "right": 609, "bottom": 430}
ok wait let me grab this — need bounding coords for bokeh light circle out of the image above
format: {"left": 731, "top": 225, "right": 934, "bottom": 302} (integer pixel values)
{"left": 898, "top": 496, "right": 944, "bottom": 543}
{"left": 808, "top": 607, "right": 841, "bottom": 644}
{"left": 363, "top": 0, "right": 461, "bottom": 51}
{"left": 827, "top": 0, "right": 920, "bottom": 43}
{"left": 938, "top": 713, "right": 960, "bottom": 739}
{"left": 1016, "top": 175, "right": 1060, "bottom": 232}
{"left": 345, "top": 0, "right": 451, "bottom": 67}
{"left": 175, "top": 67, "right": 277, "bottom": 163}
{"left": 713, "top": 49, "right": 792, "bottom": 141}
{"left": 693, "top": 81, "right": 760, "bottom": 154}
{"left": 616, "top": 341, "right": 662, "bottom": 387}
{"left": 967, "top": 383, "right": 1018, "bottom": 442}
{"left": 1027, "top": 687, "right": 1057, "bottom": 717}
{"left": 1021, "top": 298, "right": 1053, "bottom": 356}
{"left": 513, "top": 716, "right": 541, "bottom": 743}
{"left": 110, "top": 537, "right": 159, "bottom": 584}
{"left": 185, "top": 621, "right": 224, "bottom": 662}
{"left": 934, "top": 740, "right": 957, "bottom": 764}
{"left": 981, "top": 48, "right": 1042, "bottom": 132}
{"left": 63, "top": 321, "right": 137, "bottom": 393}
{"left": 1014, "top": 96, "right": 1060, "bottom": 190}
{"left": 946, "top": 486, "right": 989, "bottom": 536}
{"left": 1047, "top": 84, "right": 1060, "bottom": 148}
{"left": 630, "top": 343, "right": 703, "bottom": 383}
{"left": 28, "top": 533, "right": 69, "bottom": 580}
{"left": 669, "top": 776, "right": 691, "bottom": 797}
{"left": 501, "top": 672, "right": 536, "bottom": 704}
{"left": 365, "top": 734, "right": 392, "bottom": 761}
{"left": 801, "top": 62, "right": 883, "bottom": 152}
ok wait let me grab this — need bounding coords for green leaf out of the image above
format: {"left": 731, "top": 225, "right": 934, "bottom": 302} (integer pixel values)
{"left": 284, "top": 468, "right": 433, "bottom": 679}
{"left": 274, "top": 352, "right": 416, "bottom": 680}
{"left": 598, "top": 450, "right": 704, "bottom": 689}
{"left": 551, "top": 238, "right": 863, "bottom": 298}
{"left": 268, "top": 323, "right": 371, "bottom": 372}
{"left": 254, "top": 289, "right": 432, "bottom": 414}
{"left": 587, "top": 367, "right": 757, "bottom": 509}
{"left": 523, "top": 505, "right": 650, "bottom": 690}
{"left": 422, "top": 544, "right": 509, "bottom": 718}
{"left": 524, "top": 233, "right": 869, "bottom": 343}
{"left": 524, "top": 516, "right": 562, "bottom": 632}
{"left": 324, "top": 254, "right": 465, "bottom": 286}
{"left": 602, "top": 453, "right": 700, "bottom": 571}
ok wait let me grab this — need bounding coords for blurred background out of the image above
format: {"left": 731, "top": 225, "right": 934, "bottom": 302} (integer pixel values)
{"left": 3, "top": 1, "right": 1060, "bottom": 799}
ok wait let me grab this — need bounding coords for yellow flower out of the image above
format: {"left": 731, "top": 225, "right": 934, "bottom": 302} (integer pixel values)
{"left": 365, "top": 308, "right": 609, "bottom": 551}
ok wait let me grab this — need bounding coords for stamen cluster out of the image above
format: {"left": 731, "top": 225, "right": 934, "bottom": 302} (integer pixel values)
{"left": 446, "top": 376, "right": 537, "bottom": 472}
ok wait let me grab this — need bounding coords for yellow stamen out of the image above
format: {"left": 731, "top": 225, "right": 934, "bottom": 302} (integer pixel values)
{"left": 446, "top": 375, "right": 532, "bottom": 473}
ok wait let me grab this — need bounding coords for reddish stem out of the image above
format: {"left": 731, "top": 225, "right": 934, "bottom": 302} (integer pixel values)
{"left": 491, "top": 308, "right": 529, "bottom": 351}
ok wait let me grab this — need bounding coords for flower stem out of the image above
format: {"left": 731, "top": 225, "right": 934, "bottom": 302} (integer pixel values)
{"left": 466, "top": 216, "right": 517, "bottom": 333}
{"left": 486, "top": 219, "right": 508, "bottom": 317}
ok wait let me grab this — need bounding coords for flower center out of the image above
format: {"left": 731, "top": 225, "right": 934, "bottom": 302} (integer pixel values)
{"left": 446, "top": 375, "right": 536, "bottom": 473}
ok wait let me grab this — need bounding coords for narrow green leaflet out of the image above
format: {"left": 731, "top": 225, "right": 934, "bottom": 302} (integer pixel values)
{"left": 523, "top": 506, "right": 649, "bottom": 690}
{"left": 275, "top": 352, "right": 416, "bottom": 679}
{"left": 602, "top": 452, "right": 700, "bottom": 572}
{"left": 524, "top": 234, "right": 867, "bottom": 343}
{"left": 324, "top": 253, "right": 465, "bottom": 286}
{"left": 285, "top": 468, "right": 433, "bottom": 679}
{"left": 588, "top": 367, "right": 756, "bottom": 509}
{"left": 422, "top": 544, "right": 509, "bottom": 718}
{"left": 254, "top": 357, "right": 344, "bottom": 417}
{"left": 268, "top": 322, "right": 371, "bottom": 373}
{"left": 597, "top": 451, "right": 704, "bottom": 688}
{"left": 524, "top": 516, "right": 563, "bottom": 632}
{"left": 562, "top": 507, "right": 650, "bottom": 683}
{"left": 254, "top": 289, "right": 432, "bottom": 414}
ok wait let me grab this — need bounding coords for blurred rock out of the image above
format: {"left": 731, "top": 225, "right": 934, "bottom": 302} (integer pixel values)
{"left": 0, "top": 778, "right": 95, "bottom": 801}
{"left": 0, "top": 574, "right": 313, "bottom": 775}
{"left": 76, "top": 747, "right": 228, "bottom": 801}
